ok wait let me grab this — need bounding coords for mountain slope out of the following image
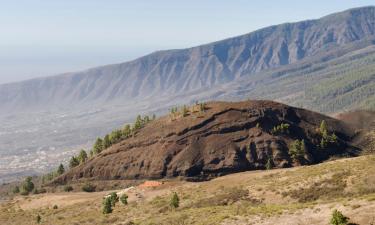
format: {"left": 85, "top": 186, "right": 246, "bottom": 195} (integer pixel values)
{"left": 55, "top": 100, "right": 359, "bottom": 183}
{"left": 0, "top": 6, "right": 374, "bottom": 112}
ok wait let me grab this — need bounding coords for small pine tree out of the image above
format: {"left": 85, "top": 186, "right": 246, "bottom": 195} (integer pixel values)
{"left": 266, "top": 157, "right": 273, "bottom": 170}
{"left": 69, "top": 156, "right": 79, "bottom": 169}
{"left": 170, "top": 192, "right": 179, "bottom": 208}
{"left": 182, "top": 105, "right": 189, "bottom": 117}
{"left": 320, "top": 120, "right": 328, "bottom": 138}
{"left": 36, "top": 214, "right": 41, "bottom": 224}
{"left": 22, "top": 176, "right": 34, "bottom": 193}
{"left": 78, "top": 149, "right": 88, "bottom": 164}
{"left": 199, "top": 102, "right": 206, "bottom": 112}
{"left": 330, "top": 209, "right": 349, "bottom": 225}
{"left": 102, "top": 197, "right": 113, "bottom": 214}
{"left": 109, "top": 192, "right": 119, "bottom": 207}
{"left": 122, "top": 124, "right": 132, "bottom": 138}
{"left": 93, "top": 138, "right": 104, "bottom": 155}
{"left": 57, "top": 163, "right": 65, "bottom": 175}
{"left": 120, "top": 194, "right": 128, "bottom": 205}
{"left": 134, "top": 115, "right": 143, "bottom": 130}
{"left": 103, "top": 134, "right": 111, "bottom": 149}
{"left": 289, "top": 140, "right": 306, "bottom": 162}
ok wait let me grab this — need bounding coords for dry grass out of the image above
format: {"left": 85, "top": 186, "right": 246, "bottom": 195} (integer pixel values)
{"left": 1, "top": 155, "right": 375, "bottom": 225}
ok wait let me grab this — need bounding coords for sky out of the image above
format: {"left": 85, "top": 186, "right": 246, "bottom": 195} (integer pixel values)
{"left": 0, "top": 0, "right": 374, "bottom": 84}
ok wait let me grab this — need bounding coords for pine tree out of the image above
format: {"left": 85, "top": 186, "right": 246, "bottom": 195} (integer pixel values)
{"left": 109, "top": 192, "right": 119, "bottom": 207}
{"left": 102, "top": 197, "right": 113, "bottom": 214}
{"left": 69, "top": 156, "right": 79, "bottom": 169}
{"left": 78, "top": 150, "right": 88, "bottom": 164}
{"left": 134, "top": 115, "right": 143, "bottom": 130}
{"left": 289, "top": 140, "right": 306, "bottom": 162}
{"left": 170, "top": 192, "right": 180, "bottom": 208}
{"left": 103, "top": 134, "right": 111, "bottom": 149}
{"left": 93, "top": 138, "right": 104, "bottom": 155}
{"left": 57, "top": 163, "right": 65, "bottom": 175}
{"left": 22, "top": 177, "right": 34, "bottom": 194}
{"left": 120, "top": 194, "right": 128, "bottom": 205}
{"left": 320, "top": 120, "right": 328, "bottom": 138}
{"left": 122, "top": 124, "right": 131, "bottom": 138}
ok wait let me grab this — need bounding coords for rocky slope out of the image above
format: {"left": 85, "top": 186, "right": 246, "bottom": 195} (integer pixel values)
{"left": 0, "top": 6, "right": 374, "bottom": 112}
{"left": 55, "top": 100, "right": 360, "bottom": 183}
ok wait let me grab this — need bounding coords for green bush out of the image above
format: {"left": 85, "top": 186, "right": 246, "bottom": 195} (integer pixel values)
{"left": 81, "top": 183, "right": 96, "bottom": 192}
{"left": 120, "top": 194, "right": 128, "bottom": 205}
{"left": 330, "top": 209, "right": 349, "bottom": 225}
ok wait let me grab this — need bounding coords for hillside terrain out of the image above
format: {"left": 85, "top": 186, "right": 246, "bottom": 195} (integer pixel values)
{"left": 1, "top": 6, "right": 375, "bottom": 183}
{"left": 54, "top": 100, "right": 361, "bottom": 183}
{"left": 1, "top": 155, "right": 375, "bottom": 225}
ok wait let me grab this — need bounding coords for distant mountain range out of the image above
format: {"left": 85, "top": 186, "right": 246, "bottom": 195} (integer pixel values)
{"left": 0, "top": 6, "right": 374, "bottom": 113}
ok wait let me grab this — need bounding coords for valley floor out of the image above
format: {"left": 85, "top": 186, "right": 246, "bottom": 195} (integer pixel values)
{"left": 1, "top": 155, "right": 375, "bottom": 225}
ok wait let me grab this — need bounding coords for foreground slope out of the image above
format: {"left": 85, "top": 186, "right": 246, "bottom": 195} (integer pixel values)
{"left": 56, "top": 100, "right": 359, "bottom": 183}
{"left": 2, "top": 155, "right": 375, "bottom": 225}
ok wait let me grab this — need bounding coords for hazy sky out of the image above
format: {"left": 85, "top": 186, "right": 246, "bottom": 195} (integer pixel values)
{"left": 0, "top": 0, "right": 374, "bottom": 84}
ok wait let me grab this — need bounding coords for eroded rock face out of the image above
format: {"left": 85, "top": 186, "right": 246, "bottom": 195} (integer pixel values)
{"left": 55, "top": 100, "right": 358, "bottom": 183}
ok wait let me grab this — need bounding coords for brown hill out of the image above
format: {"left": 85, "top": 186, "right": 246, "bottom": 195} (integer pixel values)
{"left": 55, "top": 100, "right": 360, "bottom": 183}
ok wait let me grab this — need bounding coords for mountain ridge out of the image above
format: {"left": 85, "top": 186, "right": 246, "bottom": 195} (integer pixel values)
{"left": 1, "top": 6, "right": 374, "bottom": 112}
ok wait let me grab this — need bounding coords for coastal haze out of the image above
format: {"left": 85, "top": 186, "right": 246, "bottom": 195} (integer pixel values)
{"left": 1, "top": 6, "right": 375, "bottom": 183}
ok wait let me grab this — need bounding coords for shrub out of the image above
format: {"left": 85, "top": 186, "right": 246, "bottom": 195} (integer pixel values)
{"left": 82, "top": 183, "right": 96, "bottom": 192}
{"left": 53, "top": 205, "right": 58, "bottom": 209}
{"left": 330, "top": 209, "right": 349, "bottom": 225}
{"left": 120, "top": 194, "right": 128, "bottom": 205}
{"left": 36, "top": 214, "right": 41, "bottom": 224}
{"left": 12, "top": 186, "right": 20, "bottom": 194}
{"left": 170, "top": 192, "right": 180, "bottom": 208}
{"left": 102, "top": 197, "right": 113, "bottom": 214}
{"left": 64, "top": 185, "right": 73, "bottom": 192}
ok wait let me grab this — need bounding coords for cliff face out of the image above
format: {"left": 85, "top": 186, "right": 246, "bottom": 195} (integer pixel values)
{"left": 55, "top": 100, "right": 359, "bottom": 183}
